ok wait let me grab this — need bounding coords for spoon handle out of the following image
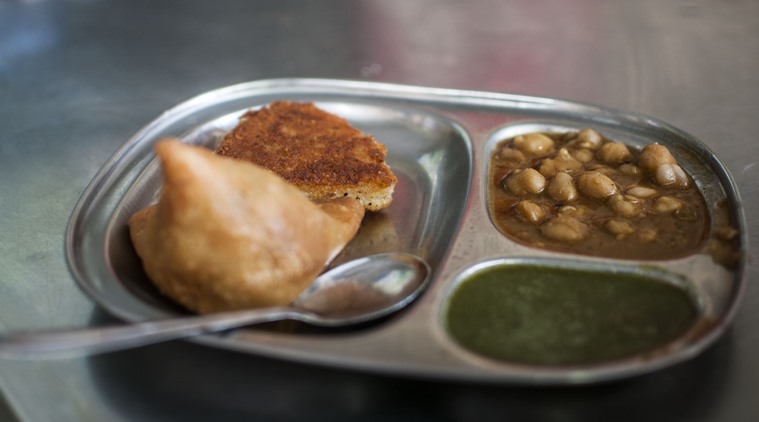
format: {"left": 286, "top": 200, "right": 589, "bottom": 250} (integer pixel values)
{"left": 0, "top": 307, "right": 302, "bottom": 359}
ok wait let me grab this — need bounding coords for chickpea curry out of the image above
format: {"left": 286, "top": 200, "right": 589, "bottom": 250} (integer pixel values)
{"left": 489, "top": 129, "right": 709, "bottom": 259}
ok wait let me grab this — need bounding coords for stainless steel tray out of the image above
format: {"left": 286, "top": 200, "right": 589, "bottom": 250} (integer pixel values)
{"left": 66, "top": 78, "right": 747, "bottom": 385}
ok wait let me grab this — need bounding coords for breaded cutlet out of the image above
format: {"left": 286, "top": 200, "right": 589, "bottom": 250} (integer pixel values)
{"left": 216, "top": 101, "right": 397, "bottom": 211}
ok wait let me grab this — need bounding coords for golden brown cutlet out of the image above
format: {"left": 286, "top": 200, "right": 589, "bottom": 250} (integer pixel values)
{"left": 216, "top": 101, "right": 397, "bottom": 211}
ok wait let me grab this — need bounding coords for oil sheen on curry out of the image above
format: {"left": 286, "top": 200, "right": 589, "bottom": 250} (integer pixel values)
{"left": 489, "top": 128, "right": 709, "bottom": 259}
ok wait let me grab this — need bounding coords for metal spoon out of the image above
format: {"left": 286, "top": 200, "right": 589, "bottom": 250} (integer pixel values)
{"left": 0, "top": 253, "right": 430, "bottom": 359}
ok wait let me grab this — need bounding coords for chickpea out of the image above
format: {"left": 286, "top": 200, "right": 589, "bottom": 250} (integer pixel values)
{"left": 655, "top": 163, "right": 690, "bottom": 188}
{"left": 637, "top": 227, "right": 657, "bottom": 242}
{"left": 515, "top": 200, "right": 546, "bottom": 224}
{"left": 570, "top": 148, "right": 594, "bottom": 163}
{"left": 538, "top": 161, "right": 556, "bottom": 178}
{"left": 587, "top": 164, "right": 617, "bottom": 178}
{"left": 557, "top": 147, "right": 576, "bottom": 161}
{"left": 538, "top": 148, "right": 583, "bottom": 177}
{"left": 577, "top": 129, "right": 603, "bottom": 150}
{"left": 541, "top": 215, "right": 589, "bottom": 242}
{"left": 597, "top": 142, "right": 632, "bottom": 165}
{"left": 653, "top": 196, "right": 683, "bottom": 214}
{"left": 559, "top": 204, "right": 591, "bottom": 218}
{"left": 577, "top": 171, "right": 618, "bottom": 200}
{"left": 513, "top": 133, "right": 555, "bottom": 155}
{"left": 626, "top": 185, "right": 658, "bottom": 198}
{"left": 605, "top": 219, "right": 636, "bottom": 239}
{"left": 608, "top": 194, "right": 642, "bottom": 218}
{"left": 638, "top": 144, "right": 676, "bottom": 173}
{"left": 504, "top": 168, "right": 546, "bottom": 196}
{"left": 547, "top": 172, "right": 578, "bottom": 202}
{"left": 499, "top": 147, "right": 526, "bottom": 165}
{"left": 619, "top": 163, "right": 642, "bottom": 176}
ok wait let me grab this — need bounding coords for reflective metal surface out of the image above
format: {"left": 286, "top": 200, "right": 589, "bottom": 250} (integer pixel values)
{"left": 1, "top": 0, "right": 758, "bottom": 420}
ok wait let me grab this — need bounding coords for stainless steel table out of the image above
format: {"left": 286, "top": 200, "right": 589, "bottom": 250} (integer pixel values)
{"left": 1, "top": 0, "right": 757, "bottom": 420}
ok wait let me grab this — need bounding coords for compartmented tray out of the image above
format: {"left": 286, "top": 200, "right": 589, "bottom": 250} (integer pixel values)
{"left": 66, "top": 79, "right": 747, "bottom": 384}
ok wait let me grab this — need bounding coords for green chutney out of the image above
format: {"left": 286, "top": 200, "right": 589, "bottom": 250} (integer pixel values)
{"left": 445, "top": 265, "right": 698, "bottom": 365}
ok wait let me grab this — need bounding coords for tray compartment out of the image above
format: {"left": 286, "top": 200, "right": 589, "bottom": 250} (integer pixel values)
{"left": 99, "top": 101, "right": 473, "bottom": 320}
{"left": 481, "top": 122, "right": 718, "bottom": 260}
{"left": 439, "top": 257, "right": 705, "bottom": 367}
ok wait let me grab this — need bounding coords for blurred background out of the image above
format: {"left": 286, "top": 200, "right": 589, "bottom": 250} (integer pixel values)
{"left": 1, "top": 1, "right": 757, "bottom": 421}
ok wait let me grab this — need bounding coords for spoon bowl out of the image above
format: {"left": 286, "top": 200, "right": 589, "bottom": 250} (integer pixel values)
{"left": 295, "top": 253, "right": 431, "bottom": 324}
{"left": 0, "top": 253, "right": 430, "bottom": 359}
